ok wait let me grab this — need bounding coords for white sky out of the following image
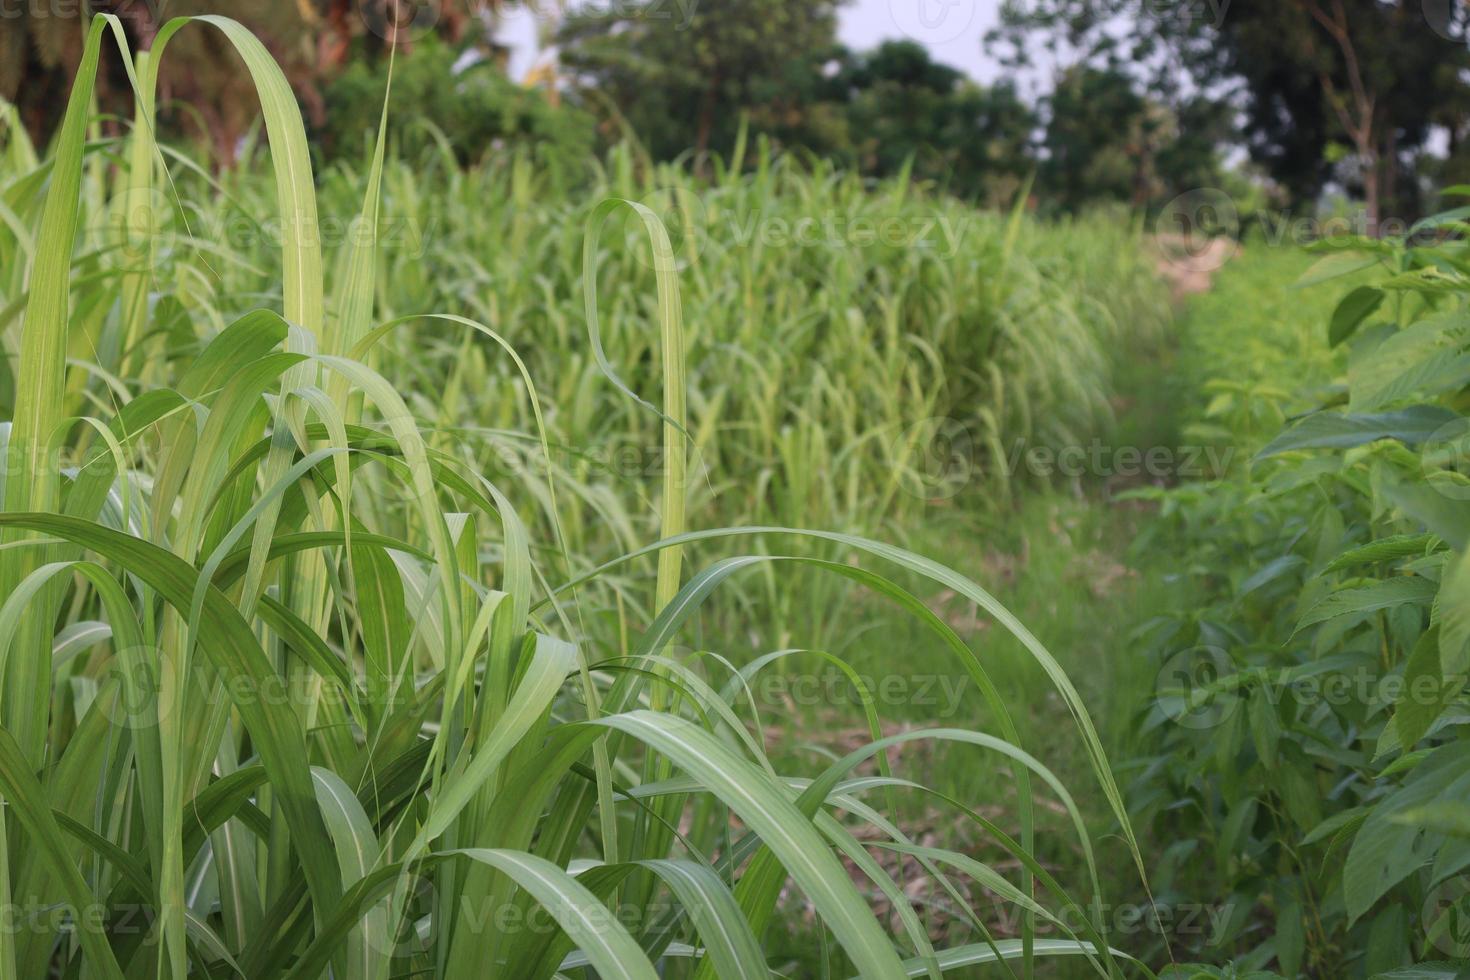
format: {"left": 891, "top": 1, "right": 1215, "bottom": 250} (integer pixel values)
{"left": 837, "top": 0, "right": 1004, "bottom": 80}
{"left": 495, "top": 1, "right": 1034, "bottom": 87}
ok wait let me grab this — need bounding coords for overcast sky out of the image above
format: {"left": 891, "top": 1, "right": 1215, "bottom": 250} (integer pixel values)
{"left": 495, "top": 1, "right": 1036, "bottom": 87}
{"left": 837, "top": 0, "right": 1007, "bottom": 80}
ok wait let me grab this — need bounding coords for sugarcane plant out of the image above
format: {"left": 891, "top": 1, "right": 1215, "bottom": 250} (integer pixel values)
{"left": 0, "top": 15, "right": 1153, "bottom": 978}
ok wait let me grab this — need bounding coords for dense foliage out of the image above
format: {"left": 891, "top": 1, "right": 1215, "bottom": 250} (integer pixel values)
{"left": 319, "top": 35, "right": 595, "bottom": 170}
{"left": 16, "top": 0, "right": 1467, "bottom": 223}
{"left": 557, "top": 0, "right": 843, "bottom": 161}
{"left": 15, "top": 9, "right": 1470, "bottom": 980}
{"left": 995, "top": 0, "right": 1470, "bottom": 225}
{"left": 1130, "top": 214, "right": 1470, "bottom": 976}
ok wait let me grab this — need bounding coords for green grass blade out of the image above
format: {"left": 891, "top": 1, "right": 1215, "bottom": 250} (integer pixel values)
{"left": 594, "top": 710, "right": 907, "bottom": 976}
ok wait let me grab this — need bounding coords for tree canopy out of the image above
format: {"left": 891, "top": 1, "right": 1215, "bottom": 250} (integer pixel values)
{"left": 991, "top": 0, "right": 1470, "bottom": 224}
{"left": 9, "top": 0, "right": 1465, "bottom": 221}
{"left": 556, "top": 0, "right": 844, "bottom": 161}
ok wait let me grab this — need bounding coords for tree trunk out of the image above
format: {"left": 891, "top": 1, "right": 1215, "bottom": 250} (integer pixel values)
{"left": 694, "top": 74, "right": 720, "bottom": 174}
{"left": 1299, "top": 0, "right": 1381, "bottom": 233}
{"left": 1360, "top": 138, "right": 1380, "bottom": 237}
{"left": 320, "top": 0, "right": 353, "bottom": 71}
{"left": 1384, "top": 125, "right": 1401, "bottom": 228}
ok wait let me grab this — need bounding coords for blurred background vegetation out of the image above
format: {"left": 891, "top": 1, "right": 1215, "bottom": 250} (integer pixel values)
{"left": 6, "top": 0, "right": 1469, "bottom": 222}
{"left": 8, "top": 4, "right": 1470, "bottom": 977}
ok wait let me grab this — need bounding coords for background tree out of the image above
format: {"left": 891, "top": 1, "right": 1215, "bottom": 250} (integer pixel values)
{"left": 830, "top": 41, "right": 1038, "bottom": 202}
{"left": 557, "top": 20, "right": 1039, "bottom": 203}
{"left": 556, "top": 0, "right": 842, "bottom": 162}
{"left": 2, "top": 0, "right": 322, "bottom": 158}
{"left": 321, "top": 33, "right": 594, "bottom": 174}
{"left": 0, "top": 0, "right": 506, "bottom": 162}
{"left": 990, "top": 0, "right": 1470, "bottom": 227}
{"left": 1041, "top": 64, "right": 1153, "bottom": 210}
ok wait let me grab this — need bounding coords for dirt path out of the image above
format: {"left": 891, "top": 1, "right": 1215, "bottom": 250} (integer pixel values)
{"left": 1152, "top": 234, "right": 1239, "bottom": 301}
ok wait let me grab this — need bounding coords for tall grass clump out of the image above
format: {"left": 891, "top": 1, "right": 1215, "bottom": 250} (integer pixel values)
{"left": 81, "top": 127, "right": 1168, "bottom": 642}
{"left": 99, "top": 125, "right": 1170, "bottom": 546}
{"left": 0, "top": 17, "right": 1158, "bottom": 978}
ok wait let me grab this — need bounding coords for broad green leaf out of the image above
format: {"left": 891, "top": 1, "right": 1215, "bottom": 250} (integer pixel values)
{"left": 1330, "top": 285, "right": 1385, "bottom": 347}
{"left": 1349, "top": 311, "right": 1470, "bottom": 412}
{"left": 312, "top": 768, "right": 386, "bottom": 980}
{"left": 1391, "top": 802, "right": 1470, "bottom": 838}
{"left": 284, "top": 850, "right": 661, "bottom": 980}
{"left": 1257, "top": 406, "right": 1460, "bottom": 459}
{"left": 1396, "top": 628, "right": 1462, "bottom": 749}
{"left": 1293, "top": 576, "right": 1437, "bottom": 633}
{"left": 1364, "top": 903, "right": 1411, "bottom": 976}
{"left": 1238, "top": 554, "right": 1305, "bottom": 599}
{"left": 865, "top": 939, "right": 1136, "bottom": 978}
{"left": 1344, "top": 745, "right": 1470, "bottom": 923}
{"left": 1439, "top": 550, "right": 1470, "bottom": 678}
{"left": 1322, "top": 534, "right": 1438, "bottom": 574}
{"left": 1294, "top": 250, "right": 1381, "bottom": 287}
{"left": 0, "top": 513, "right": 344, "bottom": 921}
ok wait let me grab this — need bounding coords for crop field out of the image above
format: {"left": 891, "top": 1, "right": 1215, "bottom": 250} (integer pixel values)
{"left": 3, "top": 12, "right": 1470, "bottom": 980}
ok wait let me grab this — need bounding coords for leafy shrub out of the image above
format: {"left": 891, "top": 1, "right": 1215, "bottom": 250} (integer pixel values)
{"left": 320, "top": 35, "right": 595, "bottom": 175}
{"left": 1129, "top": 220, "right": 1470, "bottom": 976}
